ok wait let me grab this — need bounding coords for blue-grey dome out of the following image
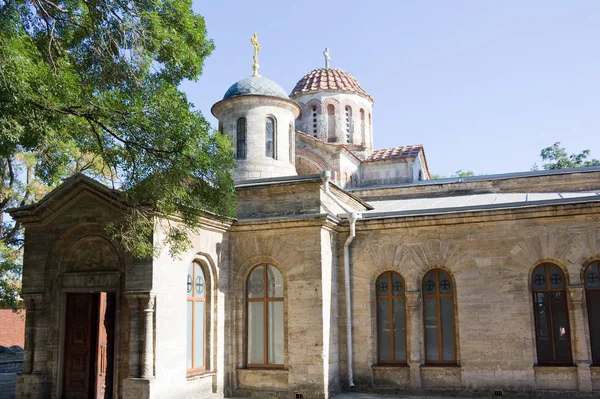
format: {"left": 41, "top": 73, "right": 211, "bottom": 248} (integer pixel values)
{"left": 223, "top": 76, "right": 289, "bottom": 100}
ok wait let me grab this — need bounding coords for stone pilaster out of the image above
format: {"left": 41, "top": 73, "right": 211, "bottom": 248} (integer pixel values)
{"left": 141, "top": 294, "right": 156, "bottom": 379}
{"left": 406, "top": 290, "right": 422, "bottom": 389}
{"left": 568, "top": 286, "right": 592, "bottom": 392}
{"left": 20, "top": 294, "right": 39, "bottom": 374}
{"left": 125, "top": 293, "right": 141, "bottom": 378}
{"left": 125, "top": 292, "right": 155, "bottom": 380}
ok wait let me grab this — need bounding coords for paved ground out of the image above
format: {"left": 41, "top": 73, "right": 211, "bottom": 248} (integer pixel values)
{"left": 333, "top": 395, "right": 477, "bottom": 399}
{"left": 0, "top": 373, "right": 16, "bottom": 399}
{"left": 0, "top": 373, "right": 483, "bottom": 399}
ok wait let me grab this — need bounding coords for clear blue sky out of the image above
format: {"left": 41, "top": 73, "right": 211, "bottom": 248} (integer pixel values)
{"left": 181, "top": 1, "right": 600, "bottom": 176}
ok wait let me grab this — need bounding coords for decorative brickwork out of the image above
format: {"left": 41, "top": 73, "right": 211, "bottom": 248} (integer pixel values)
{"left": 290, "top": 68, "right": 373, "bottom": 102}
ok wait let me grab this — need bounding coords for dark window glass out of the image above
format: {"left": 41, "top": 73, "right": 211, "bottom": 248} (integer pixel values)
{"left": 585, "top": 261, "right": 600, "bottom": 364}
{"left": 376, "top": 271, "right": 407, "bottom": 364}
{"left": 266, "top": 117, "right": 276, "bottom": 159}
{"left": 422, "top": 269, "right": 457, "bottom": 364}
{"left": 236, "top": 117, "right": 246, "bottom": 159}
{"left": 532, "top": 263, "right": 572, "bottom": 364}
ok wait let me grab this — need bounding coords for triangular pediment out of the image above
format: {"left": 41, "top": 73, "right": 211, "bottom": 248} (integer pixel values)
{"left": 8, "top": 174, "right": 124, "bottom": 225}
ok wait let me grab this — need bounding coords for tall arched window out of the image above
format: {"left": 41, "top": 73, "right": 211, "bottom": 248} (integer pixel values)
{"left": 532, "top": 263, "right": 572, "bottom": 364}
{"left": 187, "top": 262, "right": 207, "bottom": 372}
{"left": 327, "top": 104, "right": 336, "bottom": 142}
{"left": 311, "top": 105, "right": 318, "bottom": 137}
{"left": 266, "top": 117, "right": 276, "bottom": 159}
{"left": 376, "top": 271, "right": 407, "bottom": 364}
{"left": 360, "top": 109, "right": 365, "bottom": 145}
{"left": 345, "top": 106, "right": 353, "bottom": 144}
{"left": 423, "top": 269, "right": 456, "bottom": 364}
{"left": 289, "top": 122, "right": 294, "bottom": 164}
{"left": 585, "top": 261, "right": 600, "bottom": 364}
{"left": 247, "top": 265, "right": 284, "bottom": 366}
{"left": 236, "top": 117, "right": 246, "bottom": 159}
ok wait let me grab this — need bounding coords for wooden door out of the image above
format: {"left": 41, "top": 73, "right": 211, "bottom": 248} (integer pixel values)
{"left": 95, "top": 292, "right": 115, "bottom": 399}
{"left": 63, "top": 294, "right": 96, "bottom": 399}
{"left": 63, "top": 292, "right": 116, "bottom": 399}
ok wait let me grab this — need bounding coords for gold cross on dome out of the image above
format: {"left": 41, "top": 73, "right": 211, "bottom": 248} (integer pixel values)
{"left": 251, "top": 32, "right": 261, "bottom": 76}
{"left": 323, "top": 48, "right": 331, "bottom": 69}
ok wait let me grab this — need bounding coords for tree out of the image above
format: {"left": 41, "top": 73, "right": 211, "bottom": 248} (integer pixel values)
{"left": 430, "top": 170, "right": 476, "bottom": 179}
{"left": 0, "top": 0, "right": 236, "bottom": 306}
{"left": 535, "top": 142, "right": 600, "bottom": 170}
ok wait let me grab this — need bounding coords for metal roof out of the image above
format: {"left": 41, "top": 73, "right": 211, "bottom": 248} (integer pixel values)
{"left": 348, "top": 165, "right": 600, "bottom": 191}
{"left": 363, "top": 192, "right": 600, "bottom": 219}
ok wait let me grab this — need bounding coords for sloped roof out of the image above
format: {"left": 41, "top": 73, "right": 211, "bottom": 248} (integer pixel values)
{"left": 364, "top": 145, "right": 424, "bottom": 162}
{"left": 290, "top": 68, "right": 373, "bottom": 101}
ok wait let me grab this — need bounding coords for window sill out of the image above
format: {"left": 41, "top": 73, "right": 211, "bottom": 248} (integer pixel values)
{"left": 239, "top": 367, "right": 288, "bottom": 372}
{"left": 420, "top": 364, "right": 460, "bottom": 369}
{"left": 186, "top": 370, "right": 216, "bottom": 381}
{"left": 533, "top": 364, "right": 577, "bottom": 369}
{"left": 373, "top": 364, "right": 409, "bottom": 369}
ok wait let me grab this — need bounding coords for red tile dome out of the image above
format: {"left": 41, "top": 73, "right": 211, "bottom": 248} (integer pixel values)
{"left": 290, "top": 68, "right": 373, "bottom": 102}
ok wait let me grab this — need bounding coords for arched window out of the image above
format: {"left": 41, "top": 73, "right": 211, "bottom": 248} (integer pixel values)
{"left": 423, "top": 269, "right": 456, "bottom": 364}
{"left": 585, "top": 261, "right": 600, "bottom": 364}
{"left": 376, "top": 271, "right": 407, "bottom": 364}
{"left": 266, "top": 117, "right": 276, "bottom": 159}
{"left": 360, "top": 109, "right": 365, "bottom": 145}
{"left": 289, "top": 122, "right": 294, "bottom": 164}
{"left": 327, "top": 104, "right": 335, "bottom": 142}
{"left": 236, "top": 117, "right": 246, "bottom": 159}
{"left": 311, "top": 106, "right": 318, "bottom": 137}
{"left": 532, "top": 263, "right": 572, "bottom": 364}
{"left": 345, "top": 106, "right": 353, "bottom": 144}
{"left": 187, "top": 262, "right": 208, "bottom": 372}
{"left": 247, "top": 265, "right": 284, "bottom": 366}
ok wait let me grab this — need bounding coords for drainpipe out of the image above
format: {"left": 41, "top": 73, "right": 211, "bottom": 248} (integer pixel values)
{"left": 344, "top": 211, "right": 361, "bottom": 388}
{"left": 320, "top": 171, "right": 361, "bottom": 388}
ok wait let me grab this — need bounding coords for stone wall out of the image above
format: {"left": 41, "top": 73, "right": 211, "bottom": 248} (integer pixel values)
{"left": 229, "top": 219, "right": 341, "bottom": 399}
{"left": 149, "top": 217, "right": 229, "bottom": 398}
{"left": 11, "top": 178, "right": 151, "bottom": 399}
{"left": 338, "top": 201, "right": 600, "bottom": 395}
{"left": 360, "top": 158, "right": 413, "bottom": 187}
{"left": 213, "top": 96, "right": 299, "bottom": 181}
{"left": 293, "top": 91, "right": 373, "bottom": 153}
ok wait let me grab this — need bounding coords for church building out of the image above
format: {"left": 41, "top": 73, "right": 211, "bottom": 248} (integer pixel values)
{"left": 9, "top": 36, "right": 600, "bottom": 399}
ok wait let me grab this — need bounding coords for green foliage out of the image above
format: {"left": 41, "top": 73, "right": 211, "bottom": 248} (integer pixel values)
{"left": 0, "top": 0, "right": 236, "bottom": 304}
{"left": 536, "top": 142, "right": 600, "bottom": 170}
{"left": 0, "top": 241, "right": 21, "bottom": 308}
{"left": 430, "top": 170, "right": 476, "bottom": 179}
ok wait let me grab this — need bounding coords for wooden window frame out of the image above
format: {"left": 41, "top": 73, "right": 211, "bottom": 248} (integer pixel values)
{"left": 236, "top": 117, "right": 247, "bottom": 159}
{"left": 266, "top": 116, "right": 276, "bottom": 159}
{"left": 246, "top": 264, "right": 284, "bottom": 368}
{"left": 422, "top": 269, "right": 457, "bottom": 365}
{"left": 187, "top": 262, "right": 207, "bottom": 374}
{"left": 531, "top": 263, "right": 573, "bottom": 366}
{"left": 376, "top": 271, "right": 407, "bottom": 365}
